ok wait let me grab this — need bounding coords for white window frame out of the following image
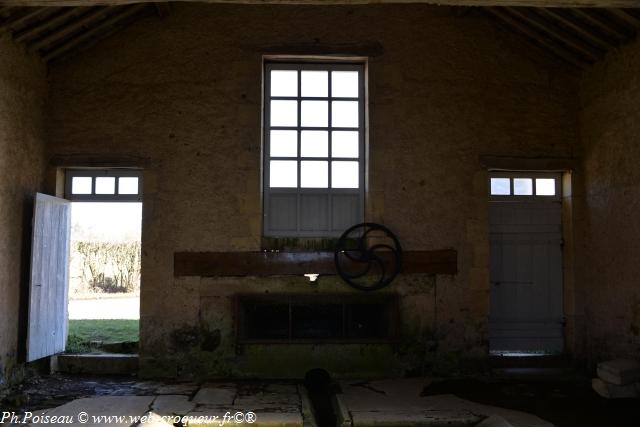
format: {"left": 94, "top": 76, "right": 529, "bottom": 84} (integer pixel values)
{"left": 263, "top": 61, "right": 366, "bottom": 237}
{"left": 65, "top": 169, "right": 143, "bottom": 202}
{"left": 488, "top": 171, "right": 562, "bottom": 202}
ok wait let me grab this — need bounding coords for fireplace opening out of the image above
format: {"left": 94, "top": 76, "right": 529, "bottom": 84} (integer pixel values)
{"left": 292, "top": 305, "right": 343, "bottom": 339}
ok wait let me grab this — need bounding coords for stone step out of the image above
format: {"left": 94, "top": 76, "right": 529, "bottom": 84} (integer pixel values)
{"left": 90, "top": 340, "right": 139, "bottom": 354}
{"left": 597, "top": 359, "right": 640, "bottom": 386}
{"left": 53, "top": 353, "right": 138, "bottom": 375}
{"left": 490, "top": 367, "right": 572, "bottom": 380}
{"left": 592, "top": 377, "right": 640, "bottom": 399}
{"left": 489, "top": 354, "right": 570, "bottom": 369}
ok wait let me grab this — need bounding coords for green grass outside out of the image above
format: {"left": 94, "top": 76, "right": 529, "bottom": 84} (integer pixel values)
{"left": 66, "top": 319, "right": 139, "bottom": 353}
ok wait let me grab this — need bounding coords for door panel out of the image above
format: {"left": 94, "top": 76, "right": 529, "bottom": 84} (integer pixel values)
{"left": 27, "top": 193, "right": 71, "bottom": 362}
{"left": 489, "top": 202, "right": 563, "bottom": 353}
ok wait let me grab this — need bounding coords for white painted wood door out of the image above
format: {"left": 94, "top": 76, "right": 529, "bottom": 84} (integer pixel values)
{"left": 27, "top": 193, "right": 71, "bottom": 362}
{"left": 489, "top": 201, "right": 563, "bottom": 354}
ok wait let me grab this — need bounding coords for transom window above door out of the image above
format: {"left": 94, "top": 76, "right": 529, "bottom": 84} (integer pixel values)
{"left": 489, "top": 172, "right": 561, "bottom": 200}
{"left": 65, "top": 169, "right": 142, "bottom": 202}
{"left": 263, "top": 61, "right": 366, "bottom": 237}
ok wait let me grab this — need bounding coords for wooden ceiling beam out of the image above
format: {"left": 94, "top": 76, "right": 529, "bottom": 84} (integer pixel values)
{"left": 0, "top": 7, "right": 49, "bottom": 31}
{"left": 606, "top": 8, "right": 640, "bottom": 28}
{"left": 14, "top": 7, "right": 83, "bottom": 42}
{"left": 1, "top": 1, "right": 640, "bottom": 8}
{"left": 506, "top": 7, "right": 602, "bottom": 60}
{"left": 570, "top": 8, "right": 629, "bottom": 40}
{"left": 485, "top": 7, "right": 586, "bottom": 67}
{"left": 28, "top": 6, "right": 113, "bottom": 51}
{"left": 43, "top": 4, "right": 147, "bottom": 61}
{"left": 47, "top": 17, "right": 128, "bottom": 61}
{"left": 534, "top": 7, "right": 615, "bottom": 49}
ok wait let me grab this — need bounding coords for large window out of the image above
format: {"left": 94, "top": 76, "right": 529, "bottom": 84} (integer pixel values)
{"left": 263, "top": 62, "right": 365, "bottom": 237}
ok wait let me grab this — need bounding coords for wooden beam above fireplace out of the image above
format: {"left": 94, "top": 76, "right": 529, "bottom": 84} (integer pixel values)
{"left": 174, "top": 249, "right": 457, "bottom": 277}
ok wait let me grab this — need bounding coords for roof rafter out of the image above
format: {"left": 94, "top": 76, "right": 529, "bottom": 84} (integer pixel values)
{"left": 28, "top": 6, "right": 116, "bottom": 51}
{"left": 43, "top": 3, "right": 147, "bottom": 60}
{"left": 0, "top": 6, "right": 48, "bottom": 30}
{"left": 505, "top": 6, "right": 604, "bottom": 60}
{"left": 605, "top": 8, "right": 640, "bottom": 28}
{"left": 0, "top": 3, "right": 638, "bottom": 66}
{"left": 570, "top": 8, "right": 630, "bottom": 39}
{"left": 484, "top": 6, "right": 587, "bottom": 66}
{"left": 14, "top": 7, "right": 81, "bottom": 42}
{"left": 534, "top": 7, "right": 616, "bottom": 49}
{"left": 1, "top": 0, "right": 640, "bottom": 8}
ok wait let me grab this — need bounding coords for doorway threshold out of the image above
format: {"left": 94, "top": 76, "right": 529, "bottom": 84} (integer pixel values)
{"left": 490, "top": 351, "right": 556, "bottom": 357}
{"left": 53, "top": 353, "right": 138, "bottom": 376}
{"left": 489, "top": 352, "right": 569, "bottom": 370}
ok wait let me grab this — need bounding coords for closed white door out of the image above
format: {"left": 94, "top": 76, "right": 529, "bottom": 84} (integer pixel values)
{"left": 488, "top": 177, "right": 563, "bottom": 354}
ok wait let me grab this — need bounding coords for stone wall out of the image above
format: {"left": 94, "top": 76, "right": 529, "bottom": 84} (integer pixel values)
{"left": 0, "top": 34, "right": 47, "bottom": 393}
{"left": 578, "top": 37, "right": 640, "bottom": 365}
{"left": 46, "top": 4, "right": 579, "bottom": 378}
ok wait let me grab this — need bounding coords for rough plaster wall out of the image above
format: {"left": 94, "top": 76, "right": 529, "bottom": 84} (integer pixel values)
{"left": 46, "top": 4, "right": 578, "bottom": 378}
{"left": 0, "top": 34, "right": 47, "bottom": 391}
{"left": 579, "top": 37, "right": 640, "bottom": 363}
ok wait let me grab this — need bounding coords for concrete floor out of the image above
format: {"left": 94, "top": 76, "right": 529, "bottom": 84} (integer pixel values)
{"left": 1, "top": 376, "right": 554, "bottom": 427}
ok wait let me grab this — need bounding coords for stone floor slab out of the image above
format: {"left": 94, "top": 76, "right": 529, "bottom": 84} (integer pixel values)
{"left": 39, "top": 395, "right": 154, "bottom": 427}
{"left": 13, "top": 378, "right": 553, "bottom": 427}
{"left": 477, "top": 415, "right": 515, "bottom": 427}
{"left": 138, "top": 412, "right": 176, "bottom": 427}
{"left": 234, "top": 391, "right": 300, "bottom": 408}
{"left": 339, "top": 380, "right": 553, "bottom": 427}
{"left": 185, "top": 407, "right": 302, "bottom": 427}
{"left": 155, "top": 383, "right": 200, "bottom": 395}
{"left": 350, "top": 409, "right": 481, "bottom": 426}
{"left": 248, "top": 411, "right": 303, "bottom": 426}
{"left": 420, "top": 394, "right": 553, "bottom": 427}
{"left": 193, "top": 385, "right": 237, "bottom": 406}
{"left": 152, "top": 394, "right": 196, "bottom": 416}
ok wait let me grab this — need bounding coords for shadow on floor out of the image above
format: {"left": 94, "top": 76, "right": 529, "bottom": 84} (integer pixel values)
{"left": 422, "top": 376, "right": 640, "bottom": 427}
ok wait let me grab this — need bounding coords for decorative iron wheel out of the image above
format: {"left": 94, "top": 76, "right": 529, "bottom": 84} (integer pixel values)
{"left": 334, "top": 222, "right": 403, "bottom": 292}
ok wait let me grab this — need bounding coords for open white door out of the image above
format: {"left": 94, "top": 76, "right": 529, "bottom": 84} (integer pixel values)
{"left": 26, "top": 193, "right": 71, "bottom": 362}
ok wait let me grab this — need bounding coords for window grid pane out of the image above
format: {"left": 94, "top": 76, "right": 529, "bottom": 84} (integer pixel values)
{"left": 95, "top": 177, "right": 116, "bottom": 195}
{"left": 301, "top": 161, "right": 328, "bottom": 188}
{"left": 301, "top": 71, "right": 328, "bottom": 97}
{"left": 490, "top": 178, "right": 510, "bottom": 195}
{"left": 118, "top": 177, "right": 139, "bottom": 195}
{"left": 72, "top": 177, "right": 92, "bottom": 195}
{"left": 270, "top": 160, "right": 297, "bottom": 188}
{"left": 536, "top": 178, "right": 556, "bottom": 196}
{"left": 267, "top": 65, "right": 362, "bottom": 191}
{"left": 513, "top": 178, "right": 533, "bottom": 195}
{"left": 301, "top": 131, "right": 329, "bottom": 158}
